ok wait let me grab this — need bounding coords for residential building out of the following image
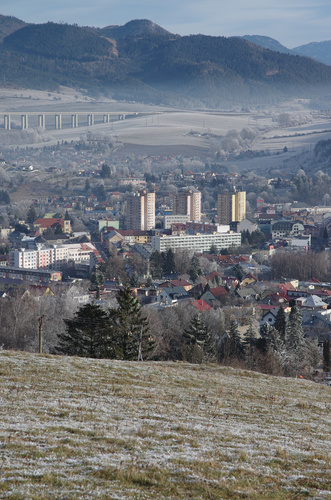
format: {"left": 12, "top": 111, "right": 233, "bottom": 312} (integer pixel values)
{"left": 9, "top": 242, "right": 98, "bottom": 272}
{"left": 151, "top": 231, "right": 241, "bottom": 253}
{"left": 217, "top": 191, "right": 246, "bottom": 224}
{"left": 172, "top": 190, "right": 201, "bottom": 221}
{"left": 126, "top": 190, "right": 155, "bottom": 230}
{"left": 163, "top": 214, "right": 189, "bottom": 229}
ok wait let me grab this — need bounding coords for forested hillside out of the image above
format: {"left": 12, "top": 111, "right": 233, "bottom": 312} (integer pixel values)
{"left": 1, "top": 16, "right": 331, "bottom": 107}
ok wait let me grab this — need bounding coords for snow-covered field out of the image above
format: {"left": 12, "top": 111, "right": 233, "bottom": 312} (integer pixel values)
{"left": 1, "top": 351, "right": 330, "bottom": 499}
{"left": 2, "top": 88, "right": 331, "bottom": 157}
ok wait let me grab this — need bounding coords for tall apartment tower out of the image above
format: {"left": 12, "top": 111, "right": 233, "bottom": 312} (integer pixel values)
{"left": 126, "top": 191, "right": 155, "bottom": 230}
{"left": 217, "top": 191, "right": 246, "bottom": 224}
{"left": 172, "top": 190, "right": 201, "bottom": 221}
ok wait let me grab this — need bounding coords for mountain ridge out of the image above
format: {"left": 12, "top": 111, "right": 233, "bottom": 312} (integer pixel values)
{"left": 1, "top": 15, "right": 331, "bottom": 108}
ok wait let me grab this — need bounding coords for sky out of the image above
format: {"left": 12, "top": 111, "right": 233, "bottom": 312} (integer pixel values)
{"left": 2, "top": 0, "right": 331, "bottom": 48}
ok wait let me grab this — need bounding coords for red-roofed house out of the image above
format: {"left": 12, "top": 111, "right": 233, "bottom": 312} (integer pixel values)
{"left": 191, "top": 299, "right": 212, "bottom": 312}
{"left": 200, "top": 286, "right": 229, "bottom": 305}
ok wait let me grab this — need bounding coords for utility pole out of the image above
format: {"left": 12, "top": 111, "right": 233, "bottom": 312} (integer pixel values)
{"left": 38, "top": 315, "right": 45, "bottom": 354}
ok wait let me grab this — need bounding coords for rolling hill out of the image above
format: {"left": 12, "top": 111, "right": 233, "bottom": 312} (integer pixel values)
{"left": 1, "top": 351, "right": 330, "bottom": 498}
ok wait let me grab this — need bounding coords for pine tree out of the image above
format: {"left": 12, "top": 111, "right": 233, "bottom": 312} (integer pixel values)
{"left": 274, "top": 307, "right": 286, "bottom": 342}
{"left": 108, "top": 286, "right": 154, "bottom": 360}
{"left": 55, "top": 303, "right": 113, "bottom": 358}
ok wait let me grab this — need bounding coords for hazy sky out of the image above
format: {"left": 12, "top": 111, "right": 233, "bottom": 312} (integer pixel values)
{"left": 2, "top": 0, "right": 331, "bottom": 48}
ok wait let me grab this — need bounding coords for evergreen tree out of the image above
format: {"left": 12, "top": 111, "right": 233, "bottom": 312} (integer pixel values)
{"left": 243, "top": 320, "right": 258, "bottom": 347}
{"left": 274, "top": 307, "right": 286, "bottom": 342}
{"left": 285, "top": 305, "right": 305, "bottom": 353}
{"left": 162, "top": 248, "right": 176, "bottom": 275}
{"left": 108, "top": 286, "right": 154, "bottom": 361}
{"left": 182, "top": 314, "right": 211, "bottom": 363}
{"left": 100, "top": 163, "right": 111, "bottom": 178}
{"left": 284, "top": 305, "right": 307, "bottom": 375}
{"left": 259, "top": 322, "right": 272, "bottom": 339}
{"left": 0, "top": 190, "right": 10, "bottom": 205}
{"left": 150, "top": 251, "right": 163, "bottom": 279}
{"left": 183, "top": 314, "right": 210, "bottom": 347}
{"left": 189, "top": 255, "right": 202, "bottom": 283}
{"left": 26, "top": 203, "right": 37, "bottom": 224}
{"left": 209, "top": 243, "right": 218, "bottom": 254}
{"left": 55, "top": 303, "right": 113, "bottom": 358}
{"left": 85, "top": 179, "right": 91, "bottom": 192}
{"left": 220, "top": 319, "right": 244, "bottom": 362}
{"left": 323, "top": 339, "right": 331, "bottom": 372}
{"left": 232, "top": 263, "right": 244, "bottom": 281}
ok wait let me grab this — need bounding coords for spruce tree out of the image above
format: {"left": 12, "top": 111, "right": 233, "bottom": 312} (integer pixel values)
{"left": 182, "top": 314, "right": 211, "bottom": 363}
{"left": 183, "top": 314, "right": 210, "bottom": 347}
{"left": 274, "top": 307, "right": 287, "bottom": 342}
{"left": 285, "top": 305, "right": 305, "bottom": 353}
{"left": 284, "top": 305, "right": 307, "bottom": 375}
{"left": 55, "top": 303, "right": 113, "bottom": 358}
{"left": 162, "top": 248, "right": 176, "bottom": 275}
{"left": 108, "top": 286, "right": 153, "bottom": 360}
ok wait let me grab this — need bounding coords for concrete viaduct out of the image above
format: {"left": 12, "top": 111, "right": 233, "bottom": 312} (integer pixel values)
{"left": 0, "top": 111, "right": 143, "bottom": 130}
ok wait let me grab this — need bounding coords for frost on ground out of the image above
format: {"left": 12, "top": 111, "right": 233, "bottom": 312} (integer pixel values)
{"left": 0, "top": 352, "right": 330, "bottom": 499}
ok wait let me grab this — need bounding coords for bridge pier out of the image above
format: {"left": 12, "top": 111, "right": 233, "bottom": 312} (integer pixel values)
{"left": 4, "top": 115, "right": 11, "bottom": 130}
{"left": 55, "top": 114, "right": 62, "bottom": 129}
{"left": 21, "top": 114, "right": 28, "bottom": 129}
{"left": 38, "top": 114, "right": 45, "bottom": 129}
{"left": 71, "top": 114, "right": 78, "bottom": 128}
{"left": 103, "top": 114, "right": 110, "bottom": 124}
{"left": 87, "top": 114, "right": 94, "bottom": 126}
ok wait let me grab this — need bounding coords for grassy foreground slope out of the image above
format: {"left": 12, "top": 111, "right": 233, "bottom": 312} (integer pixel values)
{"left": 0, "top": 351, "right": 330, "bottom": 499}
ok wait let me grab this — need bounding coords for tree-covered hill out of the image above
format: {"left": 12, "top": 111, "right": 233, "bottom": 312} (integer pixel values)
{"left": 0, "top": 14, "right": 27, "bottom": 43}
{"left": 3, "top": 22, "right": 116, "bottom": 60}
{"left": 2, "top": 16, "right": 331, "bottom": 107}
{"left": 101, "top": 19, "right": 174, "bottom": 40}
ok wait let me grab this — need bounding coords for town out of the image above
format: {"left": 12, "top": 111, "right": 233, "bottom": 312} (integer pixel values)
{"left": 0, "top": 134, "right": 330, "bottom": 382}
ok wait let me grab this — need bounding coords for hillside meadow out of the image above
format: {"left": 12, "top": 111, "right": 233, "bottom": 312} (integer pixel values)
{"left": 0, "top": 351, "right": 330, "bottom": 499}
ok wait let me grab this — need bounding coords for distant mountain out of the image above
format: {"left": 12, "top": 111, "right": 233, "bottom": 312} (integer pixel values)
{"left": 4, "top": 22, "right": 115, "bottom": 60}
{"left": 0, "top": 14, "right": 27, "bottom": 43}
{"left": 238, "top": 35, "right": 292, "bottom": 54}
{"left": 293, "top": 41, "right": 331, "bottom": 66}
{"left": 2, "top": 17, "right": 331, "bottom": 107}
{"left": 101, "top": 19, "right": 174, "bottom": 40}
